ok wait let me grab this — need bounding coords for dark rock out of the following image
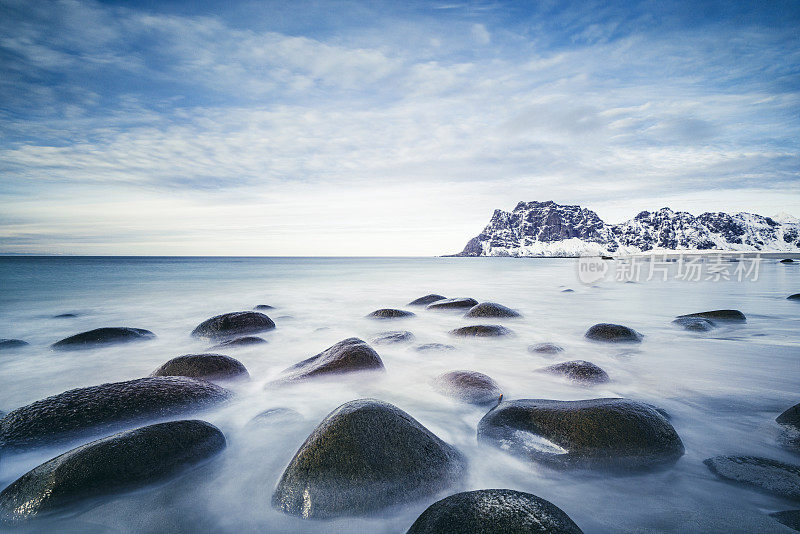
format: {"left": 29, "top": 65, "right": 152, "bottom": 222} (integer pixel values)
{"left": 781, "top": 259, "right": 796, "bottom": 263}
{"left": 51, "top": 327, "right": 155, "bottom": 350}
{"left": 434, "top": 371, "right": 502, "bottom": 405}
{"left": 464, "top": 302, "right": 522, "bottom": 319}
{"left": 601, "top": 256, "right": 614, "bottom": 260}
{"left": 704, "top": 456, "right": 800, "bottom": 500}
{"left": 562, "top": 288, "right": 575, "bottom": 293}
{"left": 372, "top": 331, "right": 415, "bottom": 344}
{"left": 788, "top": 294, "right": 800, "bottom": 301}
{"left": 426, "top": 298, "right": 479, "bottom": 311}
{"left": 676, "top": 309, "right": 746, "bottom": 322}
{"left": 150, "top": 353, "right": 249, "bottom": 381}
{"left": 210, "top": 336, "right": 267, "bottom": 349}
{"left": 538, "top": 360, "right": 610, "bottom": 384}
{"left": 276, "top": 315, "right": 294, "bottom": 320}
{"left": 190, "top": 312, "right": 275, "bottom": 341}
{"left": 528, "top": 343, "right": 564, "bottom": 355}
{"left": 408, "top": 294, "right": 447, "bottom": 306}
{"left": 0, "top": 339, "right": 29, "bottom": 350}
{"left": 673, "top": 316, "right": 716, "bottom": 331}
{"left": 254, "top": 304, "right": 274, "bottom": 310}
{"left": 450, "top": 325, "right": 513, "bottom": 337}
{"left": 247, "top": 407, "right": 303, "bottom": 427}
{"left": 415, "top": 343, "right": 456, "bottom": 352}
{"left": 406, "top": 489, "right": 583, "bottom": 534}
{"left": 478, "top": 398, "right": 684, "bottom": 470}
{"left": 272, "top": 399, "right": 466, "bottom": 518}
{"left": 0, "top": 420, "right": 225, "bottom": 521}
{"left": 771, "top": 510, "right": 800, "bottom": 531}
{"left": 778, "top": 403, "right": 800, "bottom": 429}
{"left": 53, "top": 313, "right": 78, "bottom": 318}
{"left": 0, "top": 377, "right": 230, "bottom": 450}
{"left": 584, "top": 323, "right": 642, "bottom": 343}
{"left": 277, "top": 338, "right": 384, "bottom": 382}
{"left": 366, "top": 309, "right": 416, "bottom": 319}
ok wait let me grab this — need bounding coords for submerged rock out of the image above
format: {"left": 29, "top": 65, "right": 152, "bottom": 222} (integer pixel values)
{"left": 150, "top": 353, "right": 249, "bottom": 381}
{"left": 406, "top": 489, "right": 583, "bottom": 534}
{"left": 51, "top": 327, "right": 155, "bottom": 350}
{"left": 426, "top": 298, "right": 479, "bottom": 311}
{"left": 477, "top": 398, "right": 684, "bottom": 470}
{"left": 0, "top": 377, "right": 230, "bottom": 449}
{"left": 434, "top": 371, "right": 502, "bottom": 405}
{"left": 0, "top": 339, "right": 29, "bottom": 350}
{"left": 676, "top": 309, "right": 746, "bottom": 322}
{"left": 704, "top": 456, "right": 800, "bottom": 500}
{"left": 408, "top": 294, "right": 447, "bottom": 306}
{"left": 0, "top": 420, "right": 225, "bottom": 521}
{"left": 254, "top": 304, "right": 274, "bottom": 310}
{"left": 415, "top": 343, "right": 456, "bottom": 352}
{"left": 538, "top": 360, "right": 610, "bottom": 384}
{"left": 190, "top": 311, "right": 275, "bottom": 341}
{"left": 584, "top": 323, "right": 642, "bottom": 343}
{"left": 53, "top": 313, "right": 78, "bottom": 318}
{"left": 210, "top": 336, "right": 267, "bottom": 349}
{"left": 272, "top": 399, "right": 466, "bottom": 519}
{"left": 789, "top": 294, "right": 800, "bottom": 301}
{"left": 528, "top": 343, "right": 564, "bottom": 355}
{"left": 673, "top": 316, "right": 716, "bottom": 331}
{"left": 366, "top": 309, "right": 416, "bottom": 319}
{"left": 464, "top": 302, "right": 522, "bottom": 319}
{"left": 771, "top": 510, "right": 800, "bottom": 531}
{"left": 247, "top": 407, "right": 304, "bottom": 428}
{"left": 277, "top": 338, "right": 384, "bottom": 382}
{"left": 372, "top": 331, "right": 415, "bottom": 345}
{"left": 450, "top": 325, "right": 513, "bottom": 337}
{"left": 781, "top": 259, "right": 796, "bottom": 264}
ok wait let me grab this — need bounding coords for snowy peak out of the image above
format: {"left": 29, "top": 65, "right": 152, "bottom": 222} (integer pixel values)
{"left": 456, "top": 201, "right": 800, "bottom": 257}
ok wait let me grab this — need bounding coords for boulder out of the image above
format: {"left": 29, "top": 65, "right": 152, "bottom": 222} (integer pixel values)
{"left": 676, "top": 309, "right": 746, "bottom": 322}
{"left": 704, "top": 456, "right": 800, "bottom": 500}
{"left": 272, "top": 399, "right": 466, "bottom": 518}
{"left": 150, "top": 353, "right": 249, "bottom": 381}
{"left": 561, "top": 289, "right": 575, "bottom": 293}
{"left": 366, "top": 309, "right": 416, "bottom": 319}
{"left": 210, "top": 336, "right": 267, "bottom": 349}
{"left": 538, "top": 360, "right": 610, "bottom": 384}
{"left": 372, "top": 331, "right": 415, "bottom": 345}
{"left": 781, "top": 259, "right": 796, "bottom": 263}
{"left": 190, "top": 312, "right": 275, "bottom": 341}
{"left": 771, "top": 510, "right": 800, "bottom": 531}
{"left": 51, "top": 327, "right": 155, "bottom": 350}
{"left": 0, "top": 420, "right": 225, "bottom": 521}
{"left": 673, "top": 316, "right": 716, "bottom": 331}
{"left": 778, "top": 403, "right": 800, "bottom": 428}
{"left": 277, "top": 338, "right": 384, "bottom": 382}
{"left": 0, "top": 339, "right": 28, "bottom": 350}
{"left": 0, "top": 377, "right": 230, "bottom": 450}
{"left": 53, "top": 313, "right": 78, "bottom": 318}
{"left": 528, "top": 343, "right": 564, "bottom": 355}
{"left": 415, "top": 343, "right": 456, "bottom": 352}
{"left": 788, "top": 294, "right": 800, "bottom": 301}
{"left": 406, "top": 489, "right": 583, "bottom": 534}
{"left": 584, "top": 323, "right": 642, "bottom": 343}
{"left": 450, "top": 325, "right": 513, "bottom": 337}
{"left": 426, "top": 298, "right": 479, "bottom": 311}
{"left": 254, "top": 304, "right": 274, "bottom": 310}
{"left": 464, "top": 302, "right": 522, "bottom": 319}
{"left": 433, "top": 371, "right": 502, "bottom": 405}
{"left": 477, "top": 398, "right": 684, "bottom": 470}
{"left": 408, "top": 294, "right": 447, "bottom": 306}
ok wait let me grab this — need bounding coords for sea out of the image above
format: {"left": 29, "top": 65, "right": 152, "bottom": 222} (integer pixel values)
{"left": 0, "top": 255, "right": 798, "bottom": 533}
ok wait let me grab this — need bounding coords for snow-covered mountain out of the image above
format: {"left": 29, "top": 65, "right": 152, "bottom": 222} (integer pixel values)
{"left": 456, "top": 201, "right": 800, "bottom": 257}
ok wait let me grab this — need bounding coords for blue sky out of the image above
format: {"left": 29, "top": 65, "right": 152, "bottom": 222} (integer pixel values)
{"left": 1, "top": 0, "right": 799, "bottom": 255}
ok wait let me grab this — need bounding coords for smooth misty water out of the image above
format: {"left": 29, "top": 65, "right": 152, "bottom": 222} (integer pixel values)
{"left": 0, "top": 256, "right": 799, "bottom": 533}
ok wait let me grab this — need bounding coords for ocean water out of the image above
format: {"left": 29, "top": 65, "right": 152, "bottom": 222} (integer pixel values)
{"left": 0, "top": 256, "right": 798, "bottom": 533}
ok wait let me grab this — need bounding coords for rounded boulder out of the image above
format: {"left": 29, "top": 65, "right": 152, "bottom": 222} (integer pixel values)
{"left": 450, "top": 325, "right": 513, "bottom": 337}
{"left": 190, "top": 312, "right": 275, "bottom": 341}
{"left": 426, "top": 298, "right": 479, "bottom": 311}
{"left": 276, "top": 338, "right": 384, "bottom": 382}
{"left": 584, "top": 323, "right": 642, "bottom": 343}
{"left": 51, "top": 327, "right": 155, "bottom": 350}
{"left": 464, "top": 302, "right": 522, "bottom": 319}
{"left": 434, "top": 371, "right": 502, "bottom": 405}
{"left": 150, "top": 353, "right": 249, "bottom": 381}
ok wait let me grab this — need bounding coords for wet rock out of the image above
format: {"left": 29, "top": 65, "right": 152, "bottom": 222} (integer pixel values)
{"left": 53, "top": 313, "right": 78, "bottom": 318}
{"left": 601, "top": 256, "right": 614, "bottom": 260}
{"left": 408, "top": 294, "right": 447, "bottom": 306}
{"left": 676, "top": 309, "right": 746, "bottom": 322}
{"left": 190, "top": 311, "right": 275, "bottom": 341}
{"left": 562, "top": 289, "right": 575, "bottom": 293}
{"left": 406, "top": 489, "right": 584, "bottom": 534}
{"left": 246, "top": 407, "right": 304, "bottom": 428}
{"left": 0, "top": 339, "right": 29, "bottom": 350}
{"left": 538, "top": 360, "right": 610, "bottom": 384}
{"left": 366, "top": 309, "right": 416, "bottom": 319}
{"left": 781, "top": 259, "right": 796, "bottom": 264}
{"left": 415, "top": 343, "right": 456, "bottom": 352}
{"left": 434, "top": 371, "right": 502, "bottom": 405}
{"left": 254, "top": 304, "right": 274, "bottom": 310}
{"left": 150, "top": 353, "right": 249, "bottom": 381}
{"left": 272, "top": 399, "right": 466, "bottom": 519}
{"left": 210, "top": 336, "right": 267, "bottom": 349}
{"left": 771, "top": 510, "right": 800, "bottom": 531}
{"left": 372, "top": 331, "right": 415, "bottom": 345}
{"left": 51, "top": 327, "right": 155, "bottom": 350}
{"left": 0, "top": 420, "right": 225, "bottom": 521}
{"left": 450, "top": 325, "right": 513, "bottom": 337}
{"left": 464, "top": 302, "right": 522, "bottom": 319}
{"left": 584, "top": 323, "right": 642, "bottom": 343}
{"left": 277, "top": 338, "right": 384, "bottom": 382}
{"left": 0, "top": 377, "right": 230, "bottom": 450}
{"left": 528, "top": 343, "right": 564, "bottom": 355}
{"left": 704, "top": 456, "right": 800, "bottom": 500}
{"left": 673, "top": 316, "right": 716, "bottom": 331}
{"left": 788, "top": 294, "right": 800, "bottom": 301}
{"left": 426, "top": 298, "right": 479, "bottom": 311}
{"left": 478, "top": 398, "right": 684, "bottom": 470}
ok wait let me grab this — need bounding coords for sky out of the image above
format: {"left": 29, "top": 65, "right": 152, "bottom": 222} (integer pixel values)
{"left": 1, "top": 0, "right": 799, "bottom": 256}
